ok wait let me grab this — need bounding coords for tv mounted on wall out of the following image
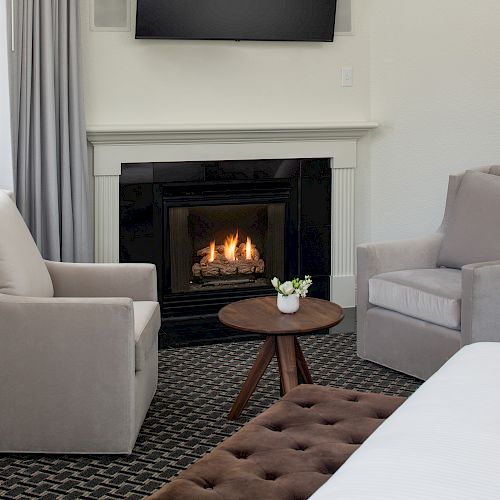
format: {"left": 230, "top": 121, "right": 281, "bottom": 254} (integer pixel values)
{"left": 135, "top": 0, "right": 337, "bottom": 42}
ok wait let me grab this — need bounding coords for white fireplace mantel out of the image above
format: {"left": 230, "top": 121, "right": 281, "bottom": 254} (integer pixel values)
{"left": 88, "top": 121, "right": 378, "bottom": 307}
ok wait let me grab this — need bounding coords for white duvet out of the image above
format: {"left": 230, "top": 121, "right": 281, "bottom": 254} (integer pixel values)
{"left": 310, "top": 343, "right": 500, "bottom": 500}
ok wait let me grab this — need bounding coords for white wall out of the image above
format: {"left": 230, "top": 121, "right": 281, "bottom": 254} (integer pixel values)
{"left": 0, "top": 0, "right": 13, "bottom": 191}
{"left": 82, "top": 0, "right": 500, "bottom": 246}
{"left": 82, "top": 0, "right": 373, "bottom": 248}
{"left": 82, "top": 0, "right": 370, "bottom": 127}
{"left": 368, "top": 0, "right": 500, "bottom": 242}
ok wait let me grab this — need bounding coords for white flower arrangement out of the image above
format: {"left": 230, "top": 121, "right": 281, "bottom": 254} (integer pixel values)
{"left": 271, "top": 276, "right": 313, "bottom": 298}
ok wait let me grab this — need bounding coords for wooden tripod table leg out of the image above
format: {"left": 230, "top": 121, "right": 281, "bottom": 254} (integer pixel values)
{"left": 276, "top": 335, "right": 299, "bottom": 394}
{"left": 228, "top": 336, "right": 276, "bottom": 420}
{"left": 295, "top": 337, "right": 313, "bottom": 384}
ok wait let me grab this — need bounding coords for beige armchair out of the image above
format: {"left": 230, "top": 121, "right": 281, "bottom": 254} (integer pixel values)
{"left": 357, "top": 166, "right": 500, "bottom": 380}
{"left": 0, "top": 191, "right": 160, "bottom": 454}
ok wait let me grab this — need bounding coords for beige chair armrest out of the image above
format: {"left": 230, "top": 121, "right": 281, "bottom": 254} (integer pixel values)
{"left": 45, "top": 261, "right": 158, "bottom": 301}
{"left": 0, "top": 293, "right": 136, "bottom": 453}
{"left": 357, "top": 233, "right": 443, "bottom": 312}
{"left": 356, "top": 233, "right": 443, "bottom": 358}
{"left": 461, "top": 260, "right": 500, "bottom": 345}
{"left": 357, "top": 233, "right": 443, "bottom": 278}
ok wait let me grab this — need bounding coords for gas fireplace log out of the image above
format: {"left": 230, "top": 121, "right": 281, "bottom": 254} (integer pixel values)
{"left": 192, "top": 263, "right": 202, "bottom": 277}
{"left": 219, "top": 263, "right": 238, "bottom": 276}
{"left": 193, "top": 239, "right": 264, "bottom": 278}
{"left": 203, "top": 262, "right": 224, "bottom": 277}
{"left": 191, "top": 258, "right": 265, "bottom": 277}
{"left": 236, "top": 261, "right": 258, "bottom": 274}
{"left": 196, "top": 246, "right": 211, "bottom": 257}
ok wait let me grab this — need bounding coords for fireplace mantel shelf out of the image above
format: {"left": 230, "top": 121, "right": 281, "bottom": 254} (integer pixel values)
{"left": 87, "top": 122, "right": 378, "bottom": 145}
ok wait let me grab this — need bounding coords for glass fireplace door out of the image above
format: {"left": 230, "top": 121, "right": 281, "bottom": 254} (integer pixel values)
{"left": 169, "top": 203, "right": 285, "bottom": 293}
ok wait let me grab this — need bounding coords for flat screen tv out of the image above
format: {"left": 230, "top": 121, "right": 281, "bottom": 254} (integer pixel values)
{"left": 135, "top": 0, "right": 337, "bottom": 42}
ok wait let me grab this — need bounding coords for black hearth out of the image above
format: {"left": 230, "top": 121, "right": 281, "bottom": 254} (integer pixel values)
{"left": 120, "top": 158, "right": 332, "bottom": 325}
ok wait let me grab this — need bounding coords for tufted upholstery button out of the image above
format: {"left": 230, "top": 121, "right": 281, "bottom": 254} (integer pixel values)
{"left": 295, "top": 445, "right": 307, "bottom": 451}
{"left": 148, "top": 385, "right": 406, "bottom": 500}
{"left": 323, "top": 419, "right": 336, "bottom": 425}
{"left": 298, "top": 402, "right": 315, "bottom": 408}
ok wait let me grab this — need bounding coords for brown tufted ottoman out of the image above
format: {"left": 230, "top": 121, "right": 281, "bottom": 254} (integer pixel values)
{"left": 148, "top": 385, "right": 405, "bottom": 500}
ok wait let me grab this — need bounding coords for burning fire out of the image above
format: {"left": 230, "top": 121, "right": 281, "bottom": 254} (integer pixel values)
{"left": 206, "top": 231, "right": 254, "bottom": 262}
{"left": 208, "top": 240, "right": 216, "bottom": 263}
{"left": 223, "top": 230, "right": 239, "bottom": 261}
{"left": 245, "top": 236, "right": 252, "bottom": 260}
{"left": 193, "top": 231, "right": 264, "bottom": 278}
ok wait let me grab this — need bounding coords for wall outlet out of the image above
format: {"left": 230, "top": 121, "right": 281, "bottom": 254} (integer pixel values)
{"left": 342, "top": 67, "right": 353, "bottom": 87}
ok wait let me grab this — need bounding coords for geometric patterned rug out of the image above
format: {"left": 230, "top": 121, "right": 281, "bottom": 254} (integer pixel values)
{"left": 0, "top": 330, "right": 421, "bottom": 499}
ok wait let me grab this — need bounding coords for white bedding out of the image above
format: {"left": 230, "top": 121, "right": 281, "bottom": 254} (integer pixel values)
{"left": 310, "top": 343, "right": 500, "bottom": 500}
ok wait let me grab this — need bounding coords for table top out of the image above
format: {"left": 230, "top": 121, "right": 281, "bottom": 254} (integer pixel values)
{"left": 218, "top": 296, "right": 344, "bottom": 335}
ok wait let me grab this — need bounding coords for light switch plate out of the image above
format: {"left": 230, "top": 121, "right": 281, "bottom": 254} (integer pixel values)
{"left": 342, "top": 67, "right": 353, "bottom": 87}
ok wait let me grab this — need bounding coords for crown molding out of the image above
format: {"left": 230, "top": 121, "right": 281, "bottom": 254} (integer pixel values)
{"left": 86, "top": 122, "right": 378, "bottom": 145}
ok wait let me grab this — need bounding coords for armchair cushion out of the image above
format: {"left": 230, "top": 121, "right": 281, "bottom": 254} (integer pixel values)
{"left": 369, "top": 268, "right": 462, "bottom": 329}
{"left": 134, "top": 301, "right": 161, "bottom": 372}
{"left": 438, "top": 171, "right": 500, "bottom": 269}
{"left": 0, "top": 191, "right": 53, "bottom": 297}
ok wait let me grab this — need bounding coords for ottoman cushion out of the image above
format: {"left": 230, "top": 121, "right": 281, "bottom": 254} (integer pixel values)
{"left": 148, "top": 384, "right": 405, "bottom": 500}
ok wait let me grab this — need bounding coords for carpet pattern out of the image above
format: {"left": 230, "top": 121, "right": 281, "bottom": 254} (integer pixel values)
{"left": 0, "top": 331, "right": 421, "bottom": 499}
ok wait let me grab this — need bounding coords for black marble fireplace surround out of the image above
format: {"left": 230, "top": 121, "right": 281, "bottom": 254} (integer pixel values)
{"left": 120, "top": 158, "right": 332, "bottom": 337}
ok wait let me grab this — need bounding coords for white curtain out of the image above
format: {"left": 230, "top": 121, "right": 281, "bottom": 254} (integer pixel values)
{"left": 9, "top": 0, "right": 92, "bottom": 262}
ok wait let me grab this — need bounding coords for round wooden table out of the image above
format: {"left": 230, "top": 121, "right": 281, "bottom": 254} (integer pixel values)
{"left": 219, "top": 296, "right": 344, "bottom": 420}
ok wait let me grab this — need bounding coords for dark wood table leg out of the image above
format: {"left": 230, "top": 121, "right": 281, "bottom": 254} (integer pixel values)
{"left": 295, "top": 337, "right": 313, "bottom": 384}
{"left": 228, "top": 336, "right": 276, "bottom": 420}
{"left": 276, "top": 335, "right": 299, "bottom": 394}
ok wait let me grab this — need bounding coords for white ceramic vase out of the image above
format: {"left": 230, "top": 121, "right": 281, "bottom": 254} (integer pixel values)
{"left": 277, "top": 293, "right": 300, "bottom": 314}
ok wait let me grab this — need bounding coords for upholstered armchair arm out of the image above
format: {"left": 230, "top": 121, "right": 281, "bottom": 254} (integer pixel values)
{"left": 461, "top": 260, "right": 500, "bottom": 345}
{"left": 356, "top": 233, "right": 443, "bottom": 358}
{"left": 357, "top": 233, "right": 443, "bottom": 279}
{"left": 0, "top": 293, "right": 136, "bottom": 453}
{"left": 45, "top": 261, "right": 158, "bottom": 301}
{"left": 357, "top": 233, "right": 443, "bottom": 309}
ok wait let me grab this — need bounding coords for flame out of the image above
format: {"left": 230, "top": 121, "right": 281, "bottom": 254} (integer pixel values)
{"left": 224, "top": 230, "right": 238, "bottom": 261}
{"left": 245, "top": 236, "right": 252, "bottom": 260}
{"left": 208, "top": 240, "right": 216, "bottom": 263}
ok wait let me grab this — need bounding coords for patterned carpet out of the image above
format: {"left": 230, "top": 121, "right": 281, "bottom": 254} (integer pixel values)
{"left": 0, "top": 330, "right": 421, "bottom": 499}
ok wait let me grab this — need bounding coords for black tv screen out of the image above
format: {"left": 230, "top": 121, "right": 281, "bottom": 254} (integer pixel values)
{"left": 136, "top": 0, "right": 337, "bottom": 42}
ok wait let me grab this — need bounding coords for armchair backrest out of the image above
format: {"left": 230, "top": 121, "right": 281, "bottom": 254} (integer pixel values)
{"left": 439, "top": 165, "right": 500, "bottom": 233}
{"left": 0, "top": 191, "right": 54, "bottom": 297}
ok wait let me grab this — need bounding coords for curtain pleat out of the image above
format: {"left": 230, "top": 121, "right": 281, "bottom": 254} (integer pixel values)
{"left": 11, "top": 0, "right": 91, "bottom": 262}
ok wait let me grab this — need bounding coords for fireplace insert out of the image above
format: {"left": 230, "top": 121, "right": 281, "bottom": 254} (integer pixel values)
{"left": 120, "top": 158, "right": 331, "bottom": 322}
{"left": 171, "top": 202, "right": 284, "bottom": 293}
